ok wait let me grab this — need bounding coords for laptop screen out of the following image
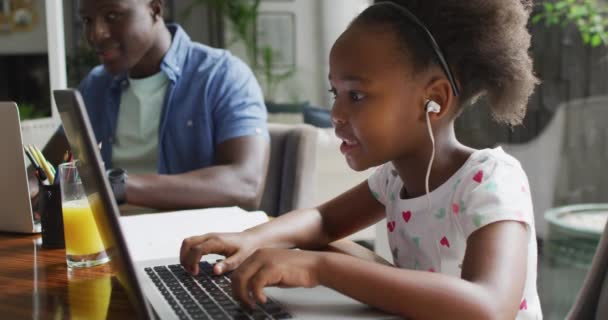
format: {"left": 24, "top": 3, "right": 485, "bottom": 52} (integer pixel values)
{"left": 53, "top": 89, "right": 153, "bottom": 319}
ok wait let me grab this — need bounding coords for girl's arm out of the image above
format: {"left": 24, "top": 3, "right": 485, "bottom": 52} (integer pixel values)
{"left": 181, "top": 181, "right": 386, "bottom": 274}
{"left": 318, "top": 220, "right": 528, "bottom": 319}
{"left": 245, "top": 181, "right": 386, "bottom": 250}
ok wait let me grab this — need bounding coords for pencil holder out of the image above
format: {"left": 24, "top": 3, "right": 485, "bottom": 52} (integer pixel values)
{"left": 39, "top": 183, "right": 65, "bottom": 249}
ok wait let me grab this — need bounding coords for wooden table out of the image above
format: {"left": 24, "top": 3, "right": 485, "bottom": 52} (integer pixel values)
{"left": 0, "top": 233, "right": 137, "bottom": 319}
{"left": 0, "top": 211, "right": 391, "bottom": 320}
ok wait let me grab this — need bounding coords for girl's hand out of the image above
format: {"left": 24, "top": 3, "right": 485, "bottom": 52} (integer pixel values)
{"left": 231, "top": 248, "right": 324, "bottom": 309}
{"left": 180, "top": 232, "right": 258, "bottom": 276}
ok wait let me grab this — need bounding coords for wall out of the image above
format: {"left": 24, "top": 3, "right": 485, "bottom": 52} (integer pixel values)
{"left": 0, "top": 0, "right": 47, "bottom": 54}
{"left": 319, "top": 0, "right": 372, "bottom": 107}
{"left": 225, "top": 0, "right": 321, "bottom": 106}
{"left": 173, "top": 1, "right": 215, "bottom": 46}
{"left": 226, "top": 0, "right": 371, "bottom": 107}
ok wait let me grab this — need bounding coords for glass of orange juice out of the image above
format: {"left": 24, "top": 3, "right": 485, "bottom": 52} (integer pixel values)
{"left": 59, "top": 161, "right": 109, "bottom": 268}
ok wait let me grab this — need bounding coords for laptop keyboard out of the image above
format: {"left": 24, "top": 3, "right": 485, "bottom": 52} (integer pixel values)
{"left": 145, "top": 262, "right": 293, "bottom": 320}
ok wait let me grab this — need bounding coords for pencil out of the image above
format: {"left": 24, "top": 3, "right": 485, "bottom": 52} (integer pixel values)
{"left": 30, "top": 145, "right": 53, "bottom": 183}
{"left": 26, "top": 145, "right": 50, "bottom": 184}
{"left": 47, "top": 160, "right": 56, "bottom": 176}
{"left": 23, "top": 146, "right": 48, "bottom": 182}
{"left": 23, "top": 146, "right": 39, "bottom": 167}
{"left": 30, "top": 145, "right": 54, "bottom": 184}
{"left": 27, "top": 146, "right": 44, "bottom": 173}
{"left": 35, "top": 146, "right": 56, "bottom": 182}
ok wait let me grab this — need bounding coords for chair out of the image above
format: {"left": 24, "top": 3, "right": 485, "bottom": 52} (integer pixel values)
{"left": 568, "top": 218, "right": 608, "bottom": 319}
{"left": 260, "top": 123, "right": 318, "bottom": 217}
{"left": 500, "top": 104, "right": 566, "bottom": 239}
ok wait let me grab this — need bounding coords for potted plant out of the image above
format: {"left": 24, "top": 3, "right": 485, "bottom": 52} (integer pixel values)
{"left": 182, "top": 0, "right": 307, "bottom": 116}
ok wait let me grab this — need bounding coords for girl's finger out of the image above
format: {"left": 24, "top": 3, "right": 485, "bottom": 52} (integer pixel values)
{"left": 248, "top": 270, "right": 271, "bottom": 305}
{"left": 180, "top": 236, "right": 226, "bottom": 275}
{"left": 179, "top": 234, "right": 211, "bottom": 266}
{"left": 231, "top": 259, "right": 262, "bottom": 309}
{"left": 214, "top": 252, "right": 245, "bottom": 275}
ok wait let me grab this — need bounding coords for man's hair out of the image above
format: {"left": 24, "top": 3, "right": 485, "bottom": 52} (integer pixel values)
{"left": 356, "top": 0, "right": 539, "bottom": 126}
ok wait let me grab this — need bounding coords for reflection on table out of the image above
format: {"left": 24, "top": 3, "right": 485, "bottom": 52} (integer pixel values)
{"left": 0, "top": 233, "right": 136, "bottom": 319}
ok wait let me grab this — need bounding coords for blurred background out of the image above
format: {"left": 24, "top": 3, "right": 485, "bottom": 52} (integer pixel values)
{"left": 1, "top": 1, "right": 608, "bottom": 319}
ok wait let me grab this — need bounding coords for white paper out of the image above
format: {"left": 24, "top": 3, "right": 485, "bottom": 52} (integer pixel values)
{"left": 119, "top": 207, "right": 269, "bottom": 261}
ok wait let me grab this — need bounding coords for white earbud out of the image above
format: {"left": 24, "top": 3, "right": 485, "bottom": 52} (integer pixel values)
{"left": 425, "top": 99, "right": 441, "bottom": 114}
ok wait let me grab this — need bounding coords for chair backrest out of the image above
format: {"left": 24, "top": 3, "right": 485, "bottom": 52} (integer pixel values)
{"left": 568, "top": 219, "right": 608, "bottom": 319}
{"left": 260, "top": 123, "right": 318, "bottom": 217}
{"left": 500, "top": 105, "right": 566, "bottom": 239}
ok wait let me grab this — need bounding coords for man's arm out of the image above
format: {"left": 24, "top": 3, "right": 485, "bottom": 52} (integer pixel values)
{"left": 125, "top": 135, "right": 269, "bottom": 211}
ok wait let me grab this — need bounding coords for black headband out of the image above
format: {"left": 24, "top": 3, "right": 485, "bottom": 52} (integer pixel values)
{"left": 374, "top": 3, "right": 460, "bottom": 96}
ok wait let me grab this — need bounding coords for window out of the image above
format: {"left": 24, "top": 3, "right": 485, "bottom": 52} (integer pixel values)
{"left": 0, "top": 0, "right": 66, "bottom": 121}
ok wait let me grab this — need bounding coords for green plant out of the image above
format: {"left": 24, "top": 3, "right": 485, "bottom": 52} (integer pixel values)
{"left": 182, "top": 0, "right": 297, "bottom": 103}
{"left": 18, "top": 103, "right": 49, "bottom": 120}
{"left": 533, "top": 0, "right": 608, "bottom": 47}
{"left": 259, "top": 46, "right": 295, "bottom": 102}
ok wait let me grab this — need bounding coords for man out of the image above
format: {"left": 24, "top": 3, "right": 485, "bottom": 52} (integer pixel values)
{"left": 41, "top": 0, "right": 269, "bottom": 210}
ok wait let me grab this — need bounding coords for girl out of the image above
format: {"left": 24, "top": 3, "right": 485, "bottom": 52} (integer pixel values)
{"left": 180, "top": 0, "right": 541, "bottom": 318}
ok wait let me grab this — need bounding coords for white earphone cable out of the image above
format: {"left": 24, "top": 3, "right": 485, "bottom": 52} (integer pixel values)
{"left": 425, "top": 108, "right": 436, "bottom": 213}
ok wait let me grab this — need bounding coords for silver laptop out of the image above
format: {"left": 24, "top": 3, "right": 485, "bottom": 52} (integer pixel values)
{"left": 0, "top": 102, "right": 40, "bottom": 234}
{"left": 53, "top": 89, "right": 397, "bottom": 320}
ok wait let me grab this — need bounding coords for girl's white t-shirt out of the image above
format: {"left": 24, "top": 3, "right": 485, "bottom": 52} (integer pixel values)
{"left": 368, "top": 147, "right": 542, "bottom": 319}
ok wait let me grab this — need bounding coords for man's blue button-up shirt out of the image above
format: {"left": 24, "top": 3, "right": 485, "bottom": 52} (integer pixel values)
{"left": 78, "top": 24, "right": 268, "bottom": 174}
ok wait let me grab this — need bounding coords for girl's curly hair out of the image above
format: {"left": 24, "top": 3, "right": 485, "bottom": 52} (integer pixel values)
{"left": 356, "top": 0, "right": 539, "bottom": 126}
